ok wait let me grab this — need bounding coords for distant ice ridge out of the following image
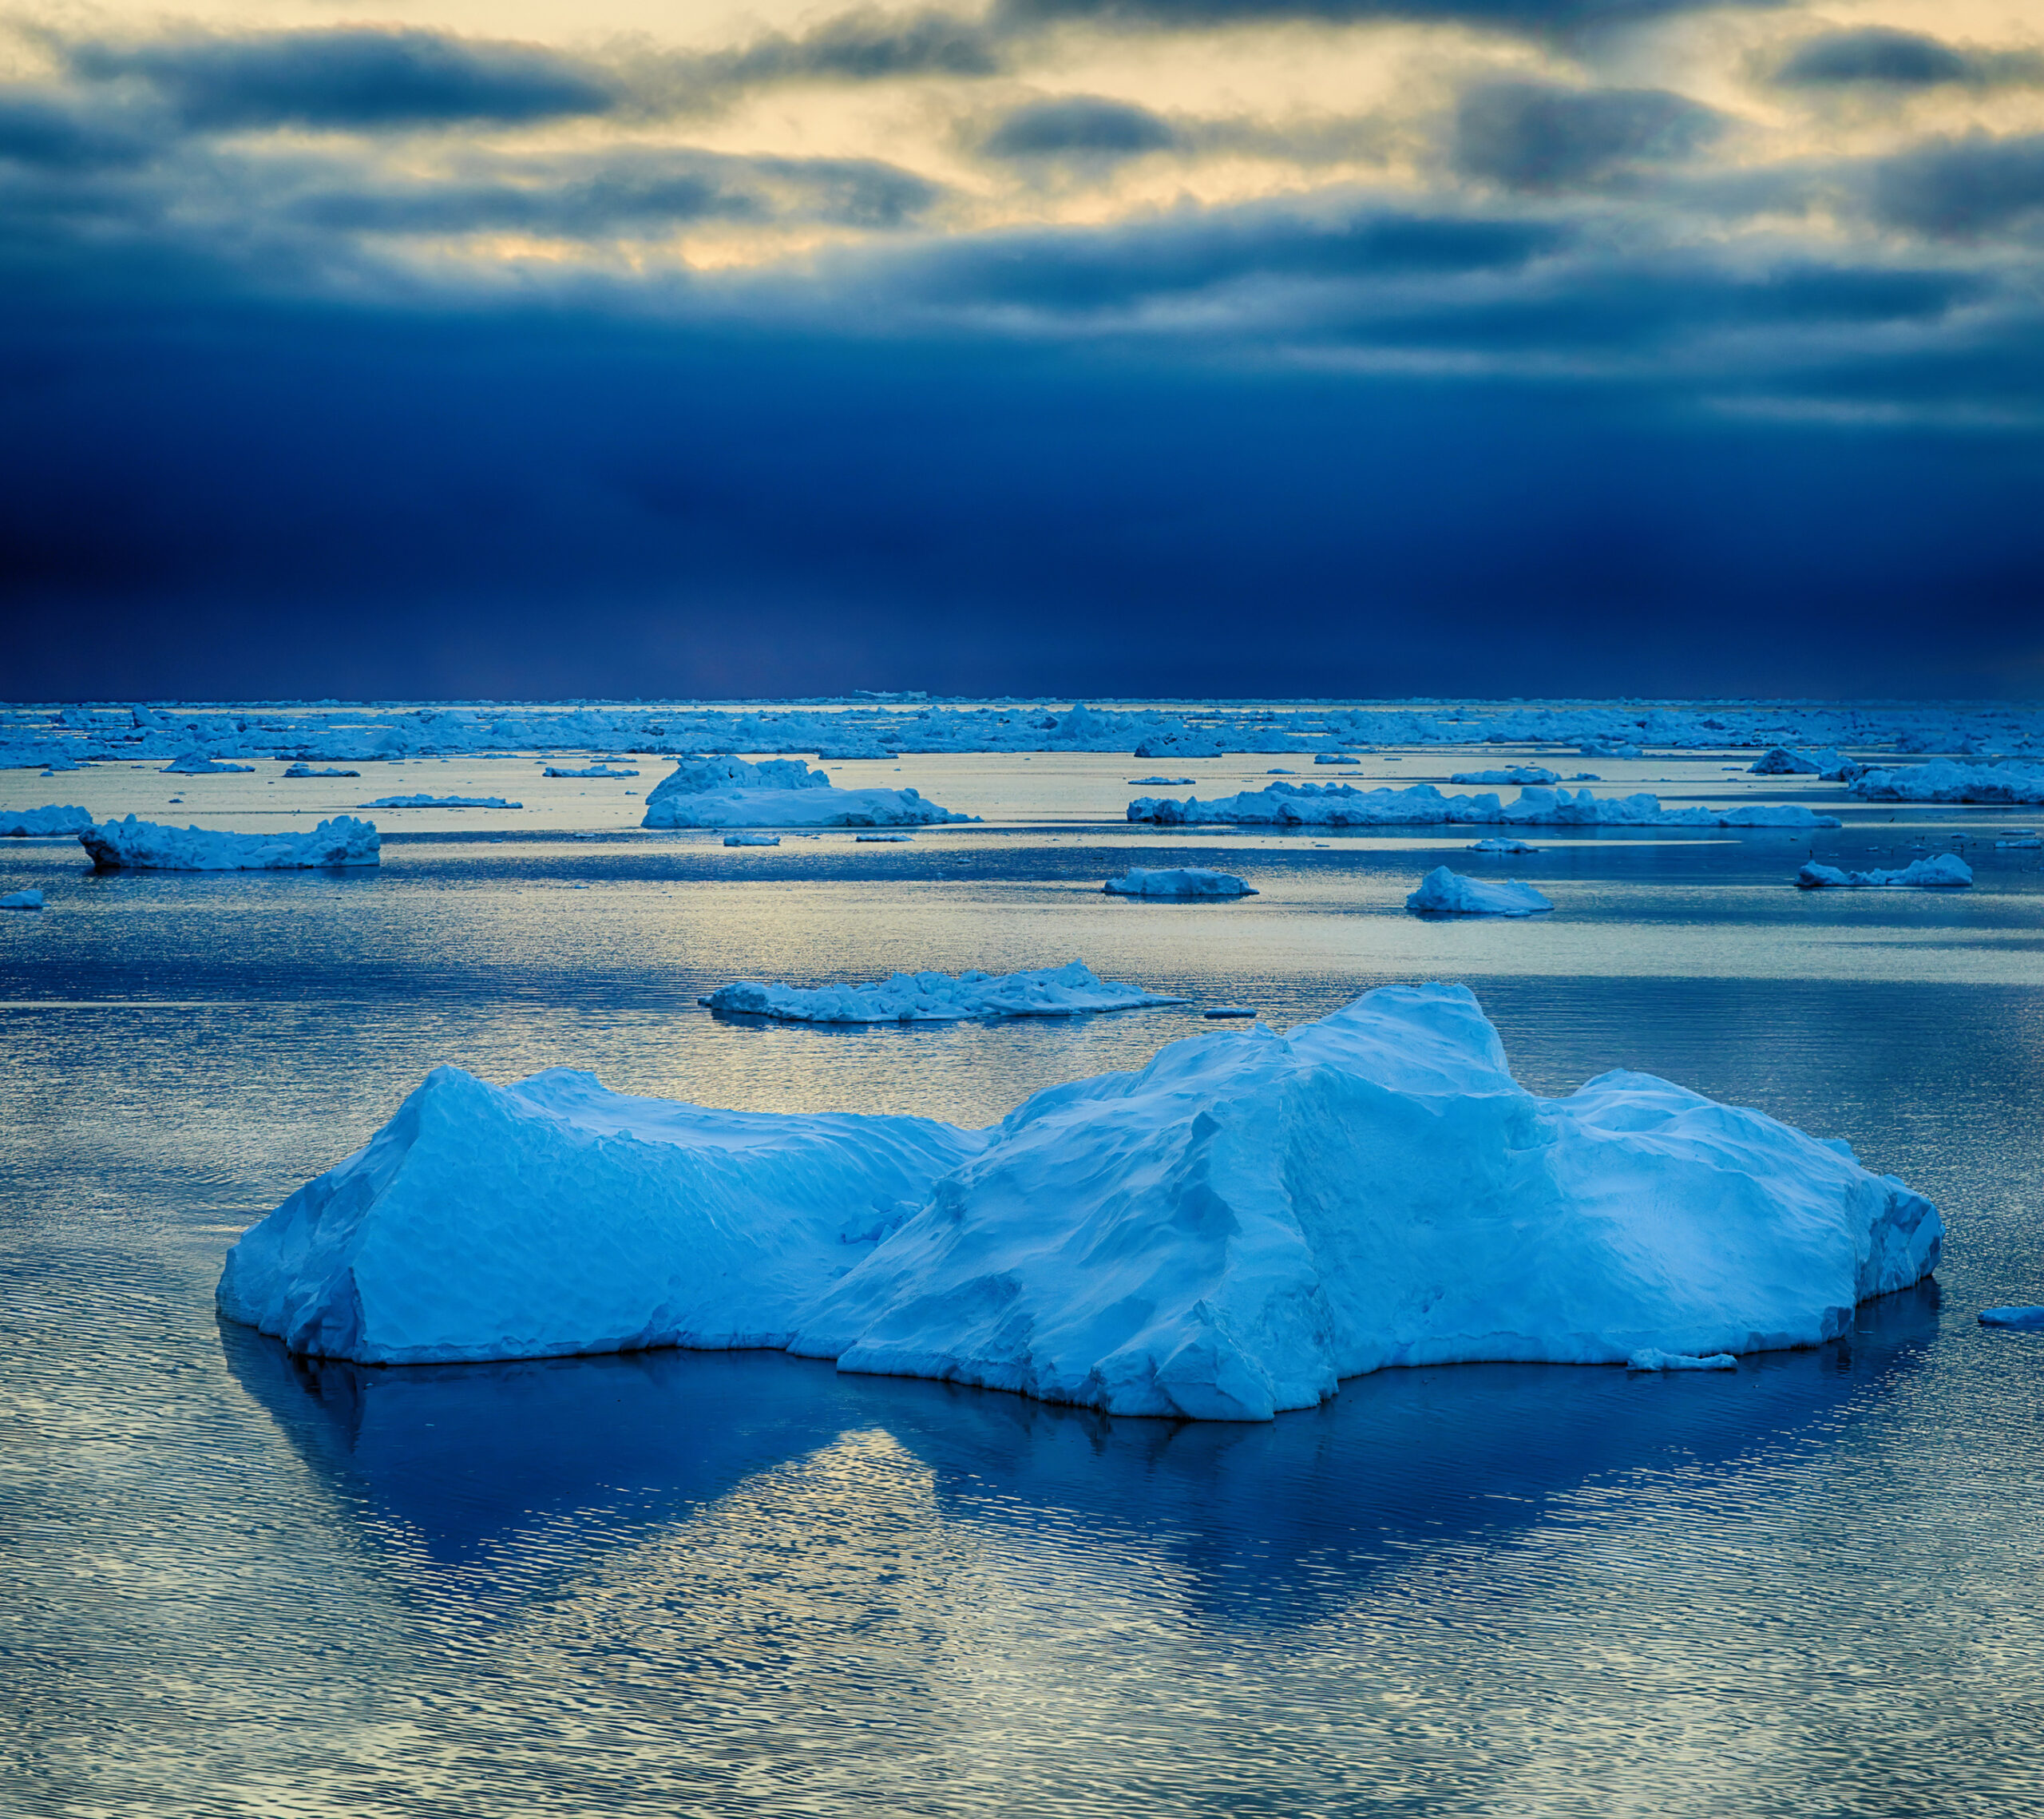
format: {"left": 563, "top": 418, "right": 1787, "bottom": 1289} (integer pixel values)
{"left": 1129, "top": 782, "right": 1838, "bottom": 830}
{"left": 701, "top": 961, "right": 1187, "bottom": 1024}
{"left": 81, "top": 816, "right": 380, "bottom": 870}
{"left": 640, "top": 756, "right": 974, "bottom": 830}
{"left": 1451, "top": 767, "right": 1560, "bottom": 786}
{"left": 363, "top": 795, "right": 521, "bottom": 809}
{"left": 543, "top": 765, "right": 638, "bottom": 779}
{"left": 219, "top": 985, "right": 1943, "bottom": 1417}
{"left": 1103, "top": 868, "right": 1257, "bottom": 898}
{"left": 1796, "top": 855, "right": 1972, "bottom": 890}
{"left": 1851, "top": 760, "right": 2044, "bottom": 806}
{"left": 1, "top": 805, "right": 93, "bottom": 837}
{"left": 1407, "top": 867, "right": 1552, "bottom": 916}
{"left": 161, "top": 751, "right": 254, "bottom": 775}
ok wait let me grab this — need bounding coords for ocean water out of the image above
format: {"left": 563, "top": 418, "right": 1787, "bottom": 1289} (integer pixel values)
{"left": 4, "top": 751, "right": 2043, "bottom": 1817}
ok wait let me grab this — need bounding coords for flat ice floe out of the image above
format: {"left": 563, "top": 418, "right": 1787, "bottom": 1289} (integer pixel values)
{"left": 1129, "top": 782, "right": 1840, "bottom": 830}
{"left": 640, "top": 756, "right": 974, "bottom": 830}
{"left": 220, "top": 984, "right": 1943, "bottom": 1417}
{"left": 723, "top": 832, "right": 781, "bottom": 846}
{"left": 162, "top": 752, "right": 253, "bottom": 775}
{"left": 1451, "top": 767, "right": 1560, "bottom": 786}
{"left": 1104, "top": 867, "right": 1257, "bottom": 898}
{"left": 1468, "top": 836, "right": 1540, "bottom": 854}
{"left": 1408, "top": 867, "right": 1553, "bottom": 916}
{"left": 81, "top": 816, "right": 380, "bottom": 870}
{"left": 543, "top": 765, "right": 639, "bottom": 778}
{"left": 0, "top": 889, "right": 42, "bottom": 910}
{"left": 1979, "top": 1307, "right": 2044, "bottom": 1330}
{"left": 1852, "top": 760, "right": 2044, "bottom": 805}
{"left": 1796, "top": 855, "right": 1972, "bottom": 890}
{"left": 1, "top": 805, "right": 93, "bottom": 837}
{"left": 702, "top": 961, "right": 1186, "bottom": 1024}
{"left": 282, "top": 764, "right": 359, "bottom": 779}
{"left": 363, "top": 794, "right": 521, "bottom": 809}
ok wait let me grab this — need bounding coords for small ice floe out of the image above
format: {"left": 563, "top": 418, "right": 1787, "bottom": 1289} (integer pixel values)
{"left": 1796, "top": 855, "right": 1972, "bottom": 890}
{"left": 1571, "top": 773, "right": 1602, "bottom": 782}
{"left": 641, "top": 756, "right": 973, "bottom": 830}
{"left": 856, "top": 833, "right": 913, "bottom": 842}
{"left": 1749, "top": 747, "right": 1859, "bottom": 780}
{"left": 1203, "top": 1006, "right": 1258, "bottom": 1019}
{"left": 362, "top": 795, "right": 521, "bottom": 809}
{"left": 1314, "top": 753, "right": 1361, "bottom": 766}
{"left": 162, "top": 752, "right": 254, "bottom": 775}
{"left": 1997, "top": 832, "right": 2042, "bottom": 849}
{"left": 543, "top": 765, "right": 640, "bottom": 779}
{"left": 1104, "top": 867, "right": 1258, "bottom": 898}
{"left": 1266, "top": 768, "right": 1297, "bottom": 775}
{"left": 1, "top": 805, "right": 93, "bottom": 838}
{"left": 1407, "top": 866, "right": 1552, "bottom": 917}
{"left": 723, "top": 833, "right": 782, "bottom": 847}
{"left": 81, "top": 816, "right": 380, "bottom": 870}
{"left": 283, "top": 764, "right": 359, "bottom": 779}
{"left": 1128, "top": 777, "right": 1196, "bottom": 786}
{"left": 1979, "top": 1307, "right": 2044, "bottom": 1330}
{"left": 1628, "top": 1349, "right": 1737, "bottom": 1372}
{"left": 0, "top": 888, "right": 44, "bottom": 910}
{"left": 1451, "top": 767, "right": 1560, "bottom": 787}
{"left": 700, "top": 960, "right": 1186, "bottom": 1023}
{"left": 1468, "top": 837, "right": 1539, "bottom": 854}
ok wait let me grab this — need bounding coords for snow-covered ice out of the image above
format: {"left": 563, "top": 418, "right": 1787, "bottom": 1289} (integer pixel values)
{"left": 1750, "top": 747, "right": 1860, "bottom": 781}
{"left": 1314, "top": 753, "right": 1361, "bottom": 766}
{"left": 1852, "top": 760, "right": 2044, "bottom": 806}
{"left": 162, "top": 751, "right": 254, "bottom": 775}
{"left": 283, "top": 765, "right": 359, "bottom": 779}
{"left": 640, "top": 756, "right": 973, "bottom": 830}
{"left": 1627, "top": 1349, "right": 1737, "bottom": 1371}
{"left": 543, "top": 765, "right": 639, "bottom": 778}
{"left": 219, "top": 985, "right": 1943, "bottom": 1417}
{"left": 1408, "top": 867, "right": 1553, "bottom": 917}
{"left": 1103, "top": 868, "right": 1258, "bottom": 898}
{"left": 1796, "top": 855, "right": 1972, "bottom": 890}
{"left": 363, "top": 795, "right": 521, "bottom": 809}
{"left": 0, "top": 889, "right": 43, "bottom": 910}
{"left": 1130, "top": 781, "right": 1840, "bottom": 830}
{"left": 81, "top": 816, "right": 380, "bottom": 870}
{"left": 1468, "top": 837, "right": 1539, "bottom": 854}
{"left": 1, "top": 805, "right": 93, "bottom": 838}
{"left": 1451, "top": 767, "right": 1560, "bottom": 786}
{"left": 700, "top": 961, "right": 1187, "bottom": 1024}
{"left": 722, "top": 833, "right": 782, "bottom": 846}
{"left": 1127, "top": 776, "right": 1195, "bottom": 786}
{"left": 1979, "top": 1307, "right": 2044, "bottom": 1330}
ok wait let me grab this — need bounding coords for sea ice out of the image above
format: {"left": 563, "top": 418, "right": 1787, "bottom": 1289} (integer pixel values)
{"left": 700, "top": 961, "right": 1186, "bottom": 1024}
{"left": 543, "top": 765, "right": 639, "bottom": 778}
{"left": 362, "top": 795, "right": 521, "bottom": 809}
{"left": 640, "top": 756, "right": 973, "bottom": 830}
{"left": 1795, "top": 855, "right": 1972, "bottom": 890}
{"left": 81, "top": 816, "right": 380, "bottom": 870}
{"left": 1408, "top": 867, "right": 1553, "bottom": 917}
{"left": 0, "top": 805, "right": 93, "bottom": 838}
{"left": 1979, "top": 1307, "right": 2044, "bottom": 1330}
{"left": 1468, "top": 837, "right": 1539, "bottom": 854}
{"left": 1852, "top": 760, "right": 2044, "bottom": 806}
{"left": 0, "top": 889, "right": 43, "bottom": 910}
{"left": 161, "top": 751, "right": 254, "bottom": 775}
{"left": 1103, "top": 867, "right": 1258, "bottom": 898}
{"left": 723, "top": 833, "right": 782, "bottom": 846}
{"left": 1627, "top": 1349, "right": 1737, "bottom": 1371}
{"left": 216, "top": 983, "right": 1947, "bottom": 1416}
{"left": 1128, "top": 776, "right": 1196, "bottom": 786}
{"left": 283, "top": 764, "right": 360, "bottom": 779}
{"left": 856, "top": 834, "right": 913, "bottom": 842}
{"left": 1750, "top": 747, "right": 1860, "bottom": 781}
{"left": 1451, "top": 767, "right": 1560, "bottom": 786}
{"left": 1129, "top": 781, "right": 1839, "bottom": 830}
{"left": 1314, "top": 753, "right": 1361, "bottom": 766}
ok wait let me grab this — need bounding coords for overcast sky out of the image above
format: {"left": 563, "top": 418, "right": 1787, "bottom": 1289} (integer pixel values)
{"left": 4, "top": 0, "right": 2042, "bottom": 697}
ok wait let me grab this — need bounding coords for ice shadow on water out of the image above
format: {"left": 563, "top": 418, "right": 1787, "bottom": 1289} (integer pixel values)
{"left": 220, "top": 1281, "right": 1943, "bottom": 1632}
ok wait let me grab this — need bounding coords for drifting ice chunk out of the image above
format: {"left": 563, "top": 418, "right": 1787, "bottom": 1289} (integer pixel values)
{"left": 1852, "top": 760, "right": 2044, "bottom": 806}
{"left": 162, "top": 752, "right": 253, "bottom": 775}
{"left": 856, "top": 833, "right": 913, "bottom": 842}
{"left": 1468, "top": 837, "right": 1539, "bottom": 854}
{"left": 1127, "top": 776, "right": 1195, "bottom": 786}
{"left": 1451, "top": 767, "right": 1560, "bottom": 786}
{"left": 1130, "top": 782, "right": 1839, "bottom": 830}
{"left": 641, "top": 756, "right": 974, "bottom": 830}
{"left": 0, "top": 888, "right": 42, "bottom": 910}
{"left": 1751, "top": 747, "right": 1860, "bottom": 780}
{"left": 1979, "top": 1307, "right": 2044, "bottom": 1330}
{"left": 0, "top": 805, "right": 93, "bottom": 838}
{"left": 701, "top": 961, "right": 1187, "bottom": 1024}
{"left": 1627, "top": 1349, "right": 1737, "bottom": 1371}
{"left": 1104, "top": 867, "right": 1257, "bottom": 898}
{"left": 723, "top": 833, "right": 781, "bottom": 846}
{"left": 1408, "top": 866, "right": 1552, "bottom": 917}
{"left": 363, "top": 795, "right": 521, "bottom": 809}
{"left": 1314, "top": 753, "right": 1361, "bottom": 765}
{"left": 81, "top": 816, "right": 380, "bottom": 870}
{"left": 220, "top": 984, "right": 1945, "bottom": 1417}
{"left": 283, "top": 765, "right": 359, "bottom": 779}
{"left": 1796, "top": 855, "right": 1972, "bottom": 890}
{"left": 543, "top": 765, "right": 639, "bottom": 778}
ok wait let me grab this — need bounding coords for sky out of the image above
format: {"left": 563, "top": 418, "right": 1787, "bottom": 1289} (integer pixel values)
{"left": 3, "top": 0, "right": 2042, "bottom": 699}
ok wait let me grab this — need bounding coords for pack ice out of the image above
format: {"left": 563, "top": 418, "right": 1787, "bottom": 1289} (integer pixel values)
{"left": 702, "top": 961, "right": 1187, "bottom": 1024}
{"left": 81, "top": 816, "right": 381, "bottom": 870}
{"left": 219, "top": 984, "right": 1943, "bottom": 1417}
{"left": 640, "top": 757, "right": 975, "bottom": 830}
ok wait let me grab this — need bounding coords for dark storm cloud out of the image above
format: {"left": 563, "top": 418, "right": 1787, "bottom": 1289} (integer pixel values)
{"left": 1774, "top": 28, "right": 2044, "bottom": 91}
{"left": 1452, "top": 81, "right": 1722, "bottom": 190}
{"left": 70, "top": 29, "right": 620, "bottom": 130}
{"left": 990, "top": 0, "right": 1785, "bottom": 35}
{"left": 0, "top": 89, "right": 157, "bottom": 168}
{"left": 1872, "top": 134, "right": 2044, "bottom": 238}
{"left": 980, "top": 96, "right": 1178, "bottom": 160}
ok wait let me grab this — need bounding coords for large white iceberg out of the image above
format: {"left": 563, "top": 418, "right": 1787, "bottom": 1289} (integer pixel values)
{"left": 1796, "top": 855, "right": 1972, "bottom": 890}
{"left": 1851, "top": 760, "right": 2044, "bottom": 806}
{"left": 1, "top": 805, "right": 93, "bottom": 837}
{"left": 81, "top": 816, "right": 380, "bottom": 870}
{"left": 1103, "top": 867, "right": 1257, "bottom": 898}
{"left": 1128, "top": 782, "right": 1839, "bottom": 830}
{"left": 640, "top": 756, "right": 974, "bottom": 830}
{"left": 219, "top": 985, "right": 1943, "bottom": 1417}
{"left": 1407, "top": 867, "right": 1552, "bottom": 917}
{"left": 701, "top": 961, "right": 1187, "bottom": 1024}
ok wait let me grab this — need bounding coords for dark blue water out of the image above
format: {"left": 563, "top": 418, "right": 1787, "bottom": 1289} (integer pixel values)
{"left": 5, "top": 801, "right": 2043, "bottom": 1817}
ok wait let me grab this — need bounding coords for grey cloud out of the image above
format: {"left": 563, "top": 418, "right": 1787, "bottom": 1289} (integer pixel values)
{"left": 1454, "top": 81, "right": 1722, "bottom": 190}
{"left": 980, "top": 96, "right": 1178, "bottom": 160}
{"left": 992, "top": 0, "right": 1785, "bottom": 35}
{"left": 71, "top": 29, "right": 620, "bottom": 130}
{"left": 1872, "top": 134, "right": 2044, "bottom": 238}
{"left": 0, "top": 90, "right": 160, "bottom": 169}
{"left": 1776, "top": 29, "right": 1976, "bottom": 89}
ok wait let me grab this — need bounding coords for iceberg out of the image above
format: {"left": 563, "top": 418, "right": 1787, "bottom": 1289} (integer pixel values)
{"left": 162, "top": 751, "right": 254, "bottom": 775}
{"left": 640, "top": 756, "right": 973, "bottom": 830}
{"left": 1314, "top": 753, "right": 1361, "bottom": 766}
{"left": 543, "top": 765, "right": 639, "bottom": 779}
{"left": 81, "top": 816, "right": 380, "bottom": 870}
{"left": 0, "top": 888, "right": 43, "bottom": 910}
{"left": 722, "top": 833, "right": 782, "bottom": 846}
{"left": 1129, "top": 782, "right": 1839, "bottom": 830}
{"left": 362, "top": 795, "right": 521, "bottom": 809}
{"left": 1979, "top": 1307, "right": 2044, "bottom": 1330}
{"left": 1795, "top": 855, "right": 1972, "bottom": 890}
{"left": 1468, "top": 837, "right": 1539, "bottom": 854}
{"left": 1408, "top": 867, "right": 1553, "bottom": 917}
{"left": 1627, "top": 1349, "right": 1737, "bottom": 1371}
{"left": 220, "top": 985, "right": 1943, "bottom": 1418}
{"left": 1127, "top": 776, "right": 1196, "bottom": 786}
{"left": 1451, "top": 767, "right": 1560, "bottom": 786}
{"left": 1103, "top": 867, "right": 1257, "bottom": 898}
{"left": 1, "top": 805, "right": 93, "bottom": 838}
{"left": 1750, "top": 747, "right": 1860, "bottom": 781}
{"left": 700, "top": 961, "right": 1187, "bottom": 1024}
{"left": 282, "top": 764, "right": 360, "bottom": 779}
{"left": 1852, "top": 760, "right": 2044, "bottom": 806}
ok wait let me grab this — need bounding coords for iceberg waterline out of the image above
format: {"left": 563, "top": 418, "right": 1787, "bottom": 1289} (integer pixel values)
{"left": 218, "top": 983, "right": 1943, "bottom": 1419}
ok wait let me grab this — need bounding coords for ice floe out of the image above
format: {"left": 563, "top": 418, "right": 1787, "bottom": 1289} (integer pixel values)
{"left": 1, "top": 805, "right": 93, "bottom": 837}
{"left": 543, "top": 765, "right": 639, "bottom": 778}
{"left": 1852, "top": 760, "right": 2044, "bottom": 805}
{"left": 1103, "top": 867, "right": 1258, "bottom": 898}
{"left": 363, "top": 795, "right": 521, "bottom": 809}
{"left": 1979, "top": 1307, "right": 2044, "bottom": 1330}
{"left": 855, "top": 834, "right": 913, "bottom": 843}
{"left": 1408, "top": 867, "right": 1553, "bottom": 917}
{"left": 640, "top": 756, "right": 973, "bottom": 830}
{"left": 1796, "top": 855, "right": 1972, "bottom": 890}
{"left": 0, "top": 888, "right": 43, "bottom": 910}
{"left": 1627, "top": 1349, "right": 1736, "bottom": 1371}
{"left": 700, "top": 961, "right": 1186, "bottom": 1024}
{"left": 219, "top": 985, "right": 1943, "bottom": 1416}
{"left": 1750, "top": 747, "right": 1861, "bottom": 781}
{"left": 81, "top": 816, "right": 380, "bottom": 870}
{"left": 1468, "top": 837, "right": 1539, "bottom": 854}
{"left": 723, "top": 833, "right": 782, "bottom": 846}
{"left": 282, "top": 765, "right": 359, "bottom": 779}
{"left": 1127, "top": 776, "right": 1195, "bottom": 786}
{"left": 162, "top": 752, "right": 253, "bottom": 775}
{"left": 1451, "top": 767, "right": 1560, "bottom": 786}
{"left": 1129, "top": 782, "right": 1840, "bottom": 830}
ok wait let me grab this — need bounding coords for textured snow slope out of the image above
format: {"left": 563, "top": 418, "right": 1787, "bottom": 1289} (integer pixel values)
{"left": 1129, "top": 782, "right": 1840, "bottom": 829}
{"left": 701, "top": 961, "right": 1187, "bottom": 1023}
{"left": 1407, "top": 867, "right": 1552, "bottom": 916}
{"left": 221, "top": 985, "right": 1942, "bottom": 1417}
{"left": 218, "top": 1066, "right": 984, "bottom": 1364}
{"left": 640, "top": 755, "right": 974, "bottom": 830}
{"left": 81, "top": 816, "right": 380, "bottom": 870}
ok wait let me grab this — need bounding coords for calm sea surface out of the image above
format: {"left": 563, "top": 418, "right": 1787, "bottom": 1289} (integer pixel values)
{"left": 4, "top": 751, "right": 2043, "bottom": 1817}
